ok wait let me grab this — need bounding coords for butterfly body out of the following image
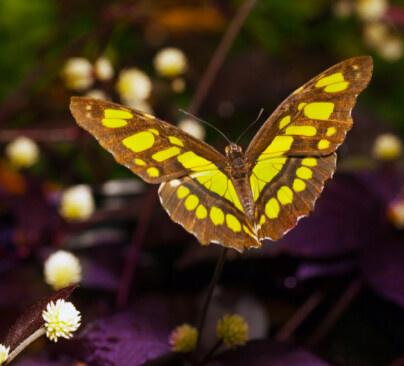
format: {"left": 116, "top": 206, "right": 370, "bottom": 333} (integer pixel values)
{"left": 70, "top": 56, "right": 373, "bottom": 252}
{"left": 224, "top": 143, "right": 256, "bottom": 223}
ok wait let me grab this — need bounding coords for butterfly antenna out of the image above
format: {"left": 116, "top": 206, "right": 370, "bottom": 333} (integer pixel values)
{"left": 178, "top": 109, "right": 232, "bottom": 144}
{"left": 236, "top": 108, "right": 265, "bottom": 145}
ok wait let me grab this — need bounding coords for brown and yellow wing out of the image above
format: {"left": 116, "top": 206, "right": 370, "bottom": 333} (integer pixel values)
{"left": 70, "top": 97, "right": 226, "bottom": 183}
{"left": 246, "top": 56, "right": 373, "bottom": 240}
{"left": 159, "top": 175, "right": 260, "bottom": 252}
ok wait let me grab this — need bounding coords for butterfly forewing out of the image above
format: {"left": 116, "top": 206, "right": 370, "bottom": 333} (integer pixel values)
{"left": 70, "top": 97, "right": 226, "bottom": 184}
{"left": 245, "top": 56, "right": 373, "bottom": 241}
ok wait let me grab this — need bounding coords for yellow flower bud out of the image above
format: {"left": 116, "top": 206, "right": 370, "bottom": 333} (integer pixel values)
{"left": 94, "top": 57, "right": 114, "bottom": 81}
{"left": 116, "top": 68, "right": 152, "bottom": 103}
{"left": 59, "top": 184, "right": 95, "bottom": 221}
{"left": 5, "top": 136, "right": 39, "bottom": 169}
{"left": 169, "top": 324, "right": 198, "bottom": 353}
{"left": 154, "top": 48, "right": 188, "bottom": 78}
{"left": 61, "top": 57, "right": 94, "bottom": 91}
{"left": 44, "top": 250, "right": 82, "bottom": 290}
{"left": 216, "top": 314, "right": 248, "bottom": 348}
{"left": 372, "top": 133, "right": 403, "bottom": 160}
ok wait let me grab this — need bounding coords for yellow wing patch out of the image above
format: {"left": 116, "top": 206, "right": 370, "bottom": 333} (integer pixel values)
{"left": 303, "top": 102, "right": 334, "bottom": 120}
{"left": 102, "top": 109, "right": 133, "bottom": 128}
{"left": 123, "top": 131, "right": 155, "bottom": 152}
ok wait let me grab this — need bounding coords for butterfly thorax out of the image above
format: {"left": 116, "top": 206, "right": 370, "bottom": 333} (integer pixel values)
{"left": 225, "top": 143, "right": 256, "bottom": 225}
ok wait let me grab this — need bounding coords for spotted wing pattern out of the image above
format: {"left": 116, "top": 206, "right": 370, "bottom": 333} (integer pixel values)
{"left": 70, "top": 97, "right": 226, "bottom": 184}
{"left": 245, "top": 56, "right": 373, "bottom": 241}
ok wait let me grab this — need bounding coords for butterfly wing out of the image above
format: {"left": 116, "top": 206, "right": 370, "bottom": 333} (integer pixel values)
{"left": 70, "top": 97, "right": 227, "bottom": 183}
{"left": 70, "top": 97, "right": 259, "bottom": 251}
{"left": 245, "top": 56, "right": 373, "bottom": 240}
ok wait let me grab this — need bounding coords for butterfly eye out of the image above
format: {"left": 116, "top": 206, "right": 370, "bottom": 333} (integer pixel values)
{"left": 225, "top": 146, "right": 229, "bottom": 153}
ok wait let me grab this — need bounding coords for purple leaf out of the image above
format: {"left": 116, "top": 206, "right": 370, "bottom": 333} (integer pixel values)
{"left": 212, "top": 339, "right": 329, "bottom": 365}
{"left": 278, "top": 174, "right": 381, "bottom": 258}
{"left": 360, "top": 240, "right": 404, "bottom": 308}
{"left": 3, "top": 285, "right": 78, "bottom": 351}
{"left": 76, "top": 310, "right": 171, "bottom": 366}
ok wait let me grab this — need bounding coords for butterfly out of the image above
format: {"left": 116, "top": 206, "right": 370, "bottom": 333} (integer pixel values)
{"left": 70, "top": 56, "right": 373, "bottom": 252}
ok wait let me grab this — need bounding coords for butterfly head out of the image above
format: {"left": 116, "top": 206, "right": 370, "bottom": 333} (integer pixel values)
{"left": 225, "top": 142, "right": 244, "bottom": 161}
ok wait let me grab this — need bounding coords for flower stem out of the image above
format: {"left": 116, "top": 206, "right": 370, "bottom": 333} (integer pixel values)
{"left": 197, "top": 248, "right": 228, "bottom": 347}
{"left": 5, "top": 327, "right": 46, "bottom": 365}
{"left": 198, "top": 339, "right": 223, "bottom": 365}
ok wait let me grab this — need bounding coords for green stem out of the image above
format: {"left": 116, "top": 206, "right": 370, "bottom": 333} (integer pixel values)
{"left": 197, "top": 248, "right": 228, "bottom": 347}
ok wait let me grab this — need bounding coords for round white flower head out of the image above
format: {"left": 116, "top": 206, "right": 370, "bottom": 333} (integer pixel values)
{"left": 85, "top": 89, "right": 108, "bottom": 100}
{"left": 94, "top": 57, "right": 114, "bottom": 81}
{"left": 0, "top": 344, "right": 10, "bottom": 365}
{"left": 356, "top": 0, "right": 388, "bottom": 20}
{"left": 44, "top": 250, "right": 82, "bottom": 290}
{"left": 59, "top": 184, "right": 95, "bottom": 221}
{"left": 154, "top": 48, "right": 188, "bottom": 78}
{"left": 372, "top": 133, "right": 403, "bottom": 160}
{"left": 178, "top": 118, "right": 206, "bottom": 141}
{"left": 5, "top": 136, "right": 39, "bottom": 169}
{"left": 61, "top": 57, "right": 94, "bottom": 91}
{"left": 42, "top": 299, "right": 81, "bottom": 342}
{"left": 116, "top": 68, "right": 152, "bottom": 103}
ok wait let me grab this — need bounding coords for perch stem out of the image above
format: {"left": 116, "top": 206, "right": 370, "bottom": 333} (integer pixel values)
{"left": 197, "top": 248, "right": 228, "bottom": 347}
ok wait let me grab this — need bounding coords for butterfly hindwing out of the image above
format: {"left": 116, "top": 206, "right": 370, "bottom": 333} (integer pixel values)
{"left": 159, "top": 176, "right": 260, "bottom": 251}
{"left": 255, "top": 154, "right": 336, "bottom": 240}
{"left": 70, "top": 97, "right": 226, "bottom": 184}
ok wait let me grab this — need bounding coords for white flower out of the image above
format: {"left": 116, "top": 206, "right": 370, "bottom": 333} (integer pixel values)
{"left": 0, "top": 344, "right": 9, "bottom": 365}
{"left": 372, "top": 133, "right": 403, "bottom": 160}
{"left": 154, "top": 48, "right": 188, "bottom": 78}
{"left": 116, "top": 68, "right": 152, "bottom": 103}
{"left": 61, "top": 57, "right": 94, "bottom": 91}
{"left": 94, "top": 57, "right": 114, "bottom": 81}
{"left": 356, "top": 0, "right": 388, "bottom": 20}
{"left": 59, "top": 184, "right": 95, "bottom": 221}
{"left": 44, "top": 250, "right": 82, "bottom": 290}
{"left": 5, "top": 136, "right": 39, "bottom": 169}
{"left": 178, "top": 118, "right": 206, "bottom": 141}
{"left": 85, "top": 89, "right": 108, "bottom": 100}
{"left": 42, "top": 299, "right": 81, "bottom": 342}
